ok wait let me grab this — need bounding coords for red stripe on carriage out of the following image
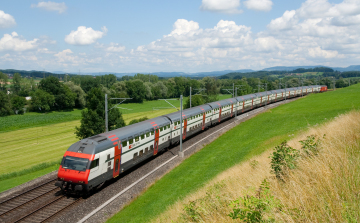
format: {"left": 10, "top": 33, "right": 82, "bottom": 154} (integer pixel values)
{"left": 111, "top": 137, "right": 119, "bottom": 141}
{"left": 113, "top": 142, "right": 118, "bottom": 145}
{"left": 108, "top": 135, "right": 116, "bottom": 138}
{"left": 152, "top": 124, "right": 157, "bottom": 126}
{"left": 150, "top": 122, "right": 155, "bottom": 124}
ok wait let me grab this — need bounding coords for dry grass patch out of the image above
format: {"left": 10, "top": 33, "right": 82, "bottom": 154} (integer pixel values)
{"left": 152, "top": 111, "right": 360, "bottom": 222}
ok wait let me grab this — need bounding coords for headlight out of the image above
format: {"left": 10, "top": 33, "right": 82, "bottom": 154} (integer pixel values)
{"left": 78, "top": 181, "right": 84, "bottom": 183}
{"left": 59, "top": 178, "right": 64, "bottom": 180}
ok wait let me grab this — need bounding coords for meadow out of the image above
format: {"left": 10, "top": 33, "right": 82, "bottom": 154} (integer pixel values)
{"left": 107, "top": 84, "right": 360, "bottom": 223}
{"left": 0, "top": 109, "right": 82, "bottom": 133}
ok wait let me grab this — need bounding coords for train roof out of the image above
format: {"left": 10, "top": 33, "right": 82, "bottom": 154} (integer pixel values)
{"left": 235, "top": 94, "right": 254, "bottom": 101}
{"left": 164, "top": 104, "right": 212, "bottom": 122}
{"left": 271, "top": 89, "right": 285, "bottom": 93}
{"left": 66, "top": 116, "right": 171, "bottom": 155}
{"left": 207, "top": 98, "right": 234, "bottom": 108}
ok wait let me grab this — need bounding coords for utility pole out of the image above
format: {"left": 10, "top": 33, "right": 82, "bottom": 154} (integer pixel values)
{"left": 179, "top": 95, "right": 184, "bottom": 158}
{"left": 235, "top": 87, "right": 237, "bottom": 117}
{"left": 233, "top": 83, "right": 235, "bottom": 98}
{"left": 105, "top": 94, "right": 132, "bottom": 132}
{"left": 105, "top": 94, "right": 108, "bottom": 132}
{"left": 190, "top": 87, "right": 191, "bottom": 108}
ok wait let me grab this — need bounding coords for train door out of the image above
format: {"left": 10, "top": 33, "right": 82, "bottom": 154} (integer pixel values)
{"left": 183, "top": 118, "right": 187, "bottom": 140}
{"left": 251, "top": 99, "right": 253, "bottom": 109}
{"left": 113, "top": 141, "right": 122, "bottom": 178}
{"left": 231, "top": 104, "right": 233, "bottom": 117}
{"left": 202, "top": 112, "right": 206, "bottom": 130}
{"left": 242, "top": 101, "right": 245, "bottom": 113}
{"left": 218, "top": 106, "right": 222, "bottom": 123}
{"left": 260, "top": 97, "right": 262, "bottom": 105}
{"left": 275, "top": 94, "right": 277, "bottom": 102}
{"left": 154, "top": 127, "right": 159, "bottom": 155}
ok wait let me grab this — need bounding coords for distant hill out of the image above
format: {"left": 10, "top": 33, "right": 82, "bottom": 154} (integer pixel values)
{"left": 2, "top": 65, "right": 360, "bottom": 79}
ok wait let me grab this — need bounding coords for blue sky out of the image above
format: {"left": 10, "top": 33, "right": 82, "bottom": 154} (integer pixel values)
{"left": 0, "top": 0, "right": 358, "bottom": 73}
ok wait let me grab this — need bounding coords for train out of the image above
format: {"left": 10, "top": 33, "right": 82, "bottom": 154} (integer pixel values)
{"left": 55, "top": 85, "right": 328, "bottom": 193}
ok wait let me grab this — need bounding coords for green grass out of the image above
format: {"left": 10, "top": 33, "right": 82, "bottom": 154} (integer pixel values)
{"left": 0, "top": 109, "right": 82, "bottom": 133}
{"left": 0, "top": 165, "right": 59, "bottom": 193}
{"left": 107, "top": 84, "right": 360, "bottom": 223}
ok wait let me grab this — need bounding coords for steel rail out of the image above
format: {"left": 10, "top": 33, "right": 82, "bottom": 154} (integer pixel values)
{"left": 0, "top": 178, "right": 56, "bottom": 205}
{"left": 0, "top": 187, "right": 59, "bottom": 219}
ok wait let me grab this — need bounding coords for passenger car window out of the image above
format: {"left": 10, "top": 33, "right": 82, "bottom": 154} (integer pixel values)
{"left": 129, "top": 138, "right": 133, "bottom": 144}
{"left": 135, "top": 136, "right": 139, "bottom": 142}
{"left": 141, "top": 134, "right": 145, "bottom": 140}
{"left": 122, "top": 141, "right": 127, "bottom": 147}
{"left": 146, "top": 132, "right": 150, "bottom": 137}
{"left": 151, "top": 131, "right": 154, "bottom": 135}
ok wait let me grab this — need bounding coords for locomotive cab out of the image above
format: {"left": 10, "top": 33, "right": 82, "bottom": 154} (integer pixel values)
{"left": 56, "top": 155, "right": 91, "bottom": 193}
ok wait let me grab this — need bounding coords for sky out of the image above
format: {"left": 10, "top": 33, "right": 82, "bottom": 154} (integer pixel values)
{"left": 1, "top": 0, "right": 359, "bottom": 73}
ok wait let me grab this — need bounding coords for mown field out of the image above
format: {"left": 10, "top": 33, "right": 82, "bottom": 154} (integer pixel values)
{"left": 0, "top": 109, "right": 82, "bottom": 133}
{"left": 107, "top": 84, "right": 360, "bottom": 223}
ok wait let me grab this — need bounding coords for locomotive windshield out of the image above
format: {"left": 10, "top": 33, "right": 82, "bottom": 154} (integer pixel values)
{"left": 62, "top": 156, "right": 89, "bottom": 171}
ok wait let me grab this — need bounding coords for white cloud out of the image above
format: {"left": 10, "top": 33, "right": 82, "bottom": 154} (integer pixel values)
{"left": 244, "top": 0, "right": 273, "bottom": 11}
{"left": 0, "top": 32, "right": 38, "bottom": 51}
{"left": 169, "top": 19, "right": 200, "bottom": 36}
{"left": 200, "top": 0, "right": 242, "bottom": 14}
{"left": 31, "top": 1, "right": 67, "bottom": 14}
{"left": 106, "top": 43, "right": 126, "bottom": 52}
{"left": 0, "top": 10, "right": 16, "bottom": 28}
{"left": 55, "top": 49, "right": 77, "bottom": 63}
{"left": 308, "top": 47, "right": 338, "bottom": 58}
{"left": 65, "top": 26, "right": 107, "bottom": 45}
{"left": 268, "top": 10, "right": 297, "bottom": 30}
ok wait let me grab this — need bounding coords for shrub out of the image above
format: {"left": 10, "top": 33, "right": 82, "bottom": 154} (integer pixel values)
{"left": 299, "top": 135, "right": 322, "bottom": 157}
{"left": 228, "top": 179, "right": 280, "bottom": 222}
{"left": 269, "top": 141, "right": 299, "bottom": 180}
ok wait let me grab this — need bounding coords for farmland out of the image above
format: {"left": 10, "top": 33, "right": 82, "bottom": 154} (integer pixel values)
{"left": 107, "top": 84, "right": 360, "bottom": 223}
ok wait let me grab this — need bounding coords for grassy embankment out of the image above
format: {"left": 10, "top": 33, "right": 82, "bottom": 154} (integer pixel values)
{"left": 0, "top": 95, "right": 231, "bottom": 193}
{"left": 154, "top": 111, "right": 360, "bottom": 222}
{"left": 107, "top": 84, "right": 360, "bottom": 223}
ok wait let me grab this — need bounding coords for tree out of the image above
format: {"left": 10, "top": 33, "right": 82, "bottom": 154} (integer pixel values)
{"left": 64, "top": 82, "right": 86, "bottom": 108}
{"left": 0, "top": 72, "right": 8, "bottom": 91}
{"left": 11, "top": 95, "right": 26, "bottom": 114}
{"left": 30, "top": 89, "right": 55, "bottom": 112}
{"left": 184, "top": 95, "right": 204, "bottom": 109}
{"left": 75, "top": 87, "right": 125, "bottom": 139}
{"left": 39, "top": 76, "right": 76, "bottom": 110}
{"left": 0, "top": 91, "right": 12, "bottom": 116}
{"left": 12, "top": 73, "right": 22, "bottom": 94}
{"left": 126, "top": 80, "right": 146, "bottom": 103}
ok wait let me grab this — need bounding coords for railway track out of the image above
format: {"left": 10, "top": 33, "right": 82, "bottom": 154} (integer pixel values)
{"left": 0, "top": 179, "right": 82, "bottom": 223}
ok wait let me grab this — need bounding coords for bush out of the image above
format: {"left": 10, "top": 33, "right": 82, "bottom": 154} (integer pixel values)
{"left": 269, "top": 141, "right": 299, "bottom": 180}
{"left": 299, "top": 135, "right": 322, "bottom": 157}
{"left": 228, "top": 179, "right": 280, "bottom": 222}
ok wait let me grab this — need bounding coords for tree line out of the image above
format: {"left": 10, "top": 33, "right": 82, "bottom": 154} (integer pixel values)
{"left": 1, "top": 68, "right": 359, "bottom": 119}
